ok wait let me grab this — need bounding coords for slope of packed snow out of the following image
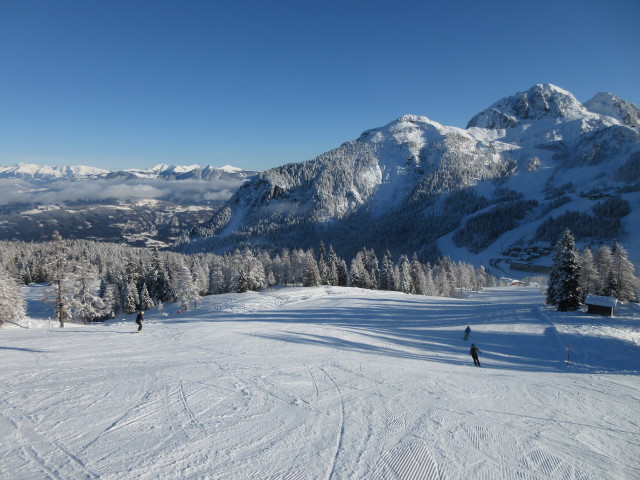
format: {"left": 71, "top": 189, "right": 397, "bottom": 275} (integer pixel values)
{"left": 2, "top": 286, "right": 639, "bottom": 479}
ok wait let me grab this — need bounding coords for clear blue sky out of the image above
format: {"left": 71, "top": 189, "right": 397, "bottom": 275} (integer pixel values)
{"left": 1, "top": 0, "right": 638, "bottom": 171}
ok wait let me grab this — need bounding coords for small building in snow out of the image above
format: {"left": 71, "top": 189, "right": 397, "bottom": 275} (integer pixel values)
{"left": 584, "top": 295, "right": 618, "bottom": 316}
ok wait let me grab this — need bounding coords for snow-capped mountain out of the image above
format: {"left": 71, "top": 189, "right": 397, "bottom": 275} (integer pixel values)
{"left": 0, "top": 163, "right": 110, "bottom": 180}
{"left": 182, "top": 84, "right": 640, "bottom": 268}
{"left": 0, "top": 164, "right": 258, "bottom": 247}
{"left": 0, "top": 163, "right": 255, "bottom": 182}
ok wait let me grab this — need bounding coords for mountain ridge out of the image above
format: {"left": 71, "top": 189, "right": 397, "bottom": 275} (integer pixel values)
{"left": 181, "top": 84, "right": 640, "bottom": 269}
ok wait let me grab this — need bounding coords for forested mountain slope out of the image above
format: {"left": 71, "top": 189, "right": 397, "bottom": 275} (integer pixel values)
{"left": 181, "top": 84, "right": 640, "bottom": 267}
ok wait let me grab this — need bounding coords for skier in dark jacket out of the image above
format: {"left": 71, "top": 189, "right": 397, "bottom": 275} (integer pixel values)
{"left": 469, "top": 343, "right": 481, "bottom": 366}
{"left": 135, "top": 311, "right": 144, "bottom": 332}
{"left": 463, "top": 326, "right": 471, "bottom": 341}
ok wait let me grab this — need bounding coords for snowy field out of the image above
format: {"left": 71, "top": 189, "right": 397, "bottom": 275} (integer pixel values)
{"left": 2, "top": 286, "right": 640, "bottom": 479}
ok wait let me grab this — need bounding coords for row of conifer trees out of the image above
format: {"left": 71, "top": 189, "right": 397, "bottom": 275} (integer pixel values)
{"left": 546, "top": 230, "right": 639, "bottom": 311}
{"left": 0, "top": 235, "right": 497, "bottom": 327}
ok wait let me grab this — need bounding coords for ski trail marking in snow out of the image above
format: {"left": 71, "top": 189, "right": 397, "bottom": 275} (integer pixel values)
{"left": 384, "top": 408, "right": 408, "bottom": 431}
{"left": 162, "top": 372, "right": 189, "bottom": 444}
{"left": 308, "top": 366, "right": 320, "bottom": 401}
{"left": 372, "top": 441, "right": 444, "bottom": 480}
{"left": 22, "top": 445, "right": 61, "bottom": 480}
{"left": 18, "top": 421, "right": 99, "bottom": 479}
{"left": 320, "top": 367, "right": 345, "bottom": 480}
{"left": 267, "top": 471, "right": 308, "bottom": 480}
{"left": 176, "top": 375, "right": 207, "bottom": 437}
{"left": 521, "top": 447, "right": 574, "bottom": 479}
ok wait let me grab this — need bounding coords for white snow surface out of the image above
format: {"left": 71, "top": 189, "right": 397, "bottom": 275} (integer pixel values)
{"left": 2, "top": 286, "right": 640, "bottom": 479}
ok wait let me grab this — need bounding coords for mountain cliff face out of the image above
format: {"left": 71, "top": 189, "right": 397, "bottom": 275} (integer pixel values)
{"left": 183, "top": 84, "right": 640, "bottom": 267}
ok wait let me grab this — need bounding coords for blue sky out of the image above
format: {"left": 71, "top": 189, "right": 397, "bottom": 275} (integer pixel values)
{"left": 1, "top": 0, "right": 638, "bottom": 172}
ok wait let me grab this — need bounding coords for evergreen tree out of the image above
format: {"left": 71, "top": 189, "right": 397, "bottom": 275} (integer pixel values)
{"left": 603, "top": 271, "right": 617, "bottom": 297}
{"left": 474, "top": 265, "right": 488, "bottom": 291}
{"left": 380, "top": 250, "right": 394, "bottom": 291}
{"left": 349, "top": 252, "right": 367, "bottom": 288}
{"left": 594, "top": 245, "right": 613, "bottom": 295}
{"left": 235, "top": 269, "right": 250, "bottom": 293}
{"left": 398, "top": 255, "right": 412, "bottom": 294}
{"left": 578, "top": 247, "right": 597, "bottom": 300}
{"left": 363, "top": 249, "right": 379, "bottom": 290}
{"left": 303, "top": 252, "right": 321, "bottom": 287}
{"left": 0, "top": 267, "right": 26, "bottom": 326}
{"left": 411, "top": 254, "right": 427, "bottom": 295}
{"left": 547, "top": 230, "right": 582, "bottom": 311}
{"left": 424, "top": 263, "right": 437, "bottom": 296}
{"left": 611, "top": 242, "right": 639, "bottom": 301}
{"left": 101, "top": 283, "right": 118, "bottom": 318}
{"left": 175, "top": 263, "right": 199, "bottom": 309}
{"left": 208, "top": 256, "right": 225, "bottom": 294}
{"left": 436, "top": 257, "right": 457, "bottom": 298}
{"left": 124, "top": 281, "right": 139, "bottom": 314}
{"left": 327, "top": 245, "right": 340, "bottom": 286}
{"left": 140, "top": 283, "right": 155, "bottom": 311}
{"left": 317, "top": 241, "right": 329, "bottom": 285}
{"left": 336, "top": 259, "right": 349, "bottom": 287}
{"left": 69, "top": 250, "right": 104, "bottom": 323}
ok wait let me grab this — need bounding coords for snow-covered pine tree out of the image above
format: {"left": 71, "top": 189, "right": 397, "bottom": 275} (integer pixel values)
{"left": 303, "top": 251, "right": 321, "bottom": 287}
{"left": 147, "top": 249, "right": 171, "bottom": 303}
{"left": 363, "top": 249, "right": 379, "bottom": 290}
{"left": 349, "top": 251, "right": 367, "bottom": 289}
{"left": 327, "top": 245, "right": 340, "bottom": 286}
{"left": 611, "top": 242, "right": 639, "bottom": 302}
{"left": 474, "top": 265, "right": 488, "bottom": 291}
{"left": 548, "top": 230, "right": 582, "bottom": 311}
{"left": 69, "top": 250, "right": 105, "bottom": 323}
{"left": 207, "top": 256, "right": 225, "bottom": 294}
{"left": 424, "top": 263, "right": 437, "bottom": 296}
{"left": 0, "top": 266, "right": 26, "bottom": 326}
{"left": 124, "top": 280, "right": 139, "bottom": 314}
{"left": 411, "top": 254, "right": 427, "bottom": 295}
{"left": 175, "top": 263, "right": 199, "bottom": 309}
{"left": 336, "top": 258, "right": 349, "bottom": 287}
{"left": 603, "top": 271, "right": 617, "bottom": 297}
{"left": 101, "top": 282, "right": 118, "bottom": 318}
{"left": 140, "top": 283, "right": 155, "bottom": 311}
{"left": 317, "top": 241, "right": 329, "bottom": 285}
{"left": 380, "top": 250, "right": 394, "bottom": 291}
{"left": 594, "top": 245, "right": 613, "bottom": 295}
{"left": 578, "top": 247, "right": 597, "bottom": 300}
{"left": 435, "top": 257, "right": 457, "bottom": 298}
{"left": 398, "top": 255, "right": 412, "bottom": 294}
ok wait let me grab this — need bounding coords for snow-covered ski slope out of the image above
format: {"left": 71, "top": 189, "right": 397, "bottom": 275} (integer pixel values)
{"left": 2, "top": 286, "right": 639, "bottom": 479}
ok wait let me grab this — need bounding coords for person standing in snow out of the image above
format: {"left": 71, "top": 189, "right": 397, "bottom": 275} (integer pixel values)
{"left": 463, "top": 326, "right": 471, "bottom": 341}
{"left": 470, "top": 343, "right": 481, "bottom": 366}
{"left": 135, "top": 311, "right": 144, "bottom": 332}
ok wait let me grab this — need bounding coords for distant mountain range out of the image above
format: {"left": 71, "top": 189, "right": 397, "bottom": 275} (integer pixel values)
{"left": 178, "top": 84, "right": 640, "bottom": 270}
{"left": 0, "top": 163, "right": 253, "bottom": 182}
{"left": 0, "top": 164, "right": 257, "bottom": 247}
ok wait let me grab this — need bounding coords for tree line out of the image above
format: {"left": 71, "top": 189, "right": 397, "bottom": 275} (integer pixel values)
{"left": 546, "top": 230, "right": 639, "bottom": 311}
{"left": 0, "top": 235, "right": 497, "bottom": 327}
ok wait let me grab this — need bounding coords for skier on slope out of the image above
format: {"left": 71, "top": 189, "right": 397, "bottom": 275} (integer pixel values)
{"left": 469, "top": 343, "right": 481, "bottom": 367}
{"left": 463, "top": 326, "right": 471, "bottom": 341}
{"left": 135, "top": 311, "right": 144, "bottom": 332}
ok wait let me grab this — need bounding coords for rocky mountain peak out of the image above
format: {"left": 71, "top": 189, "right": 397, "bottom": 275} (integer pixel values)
{"left": 467, "top": 83, "right": 588, "bottom": 129}
{"left": 584, "top": 92, "right": 640, "bottom": 127}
